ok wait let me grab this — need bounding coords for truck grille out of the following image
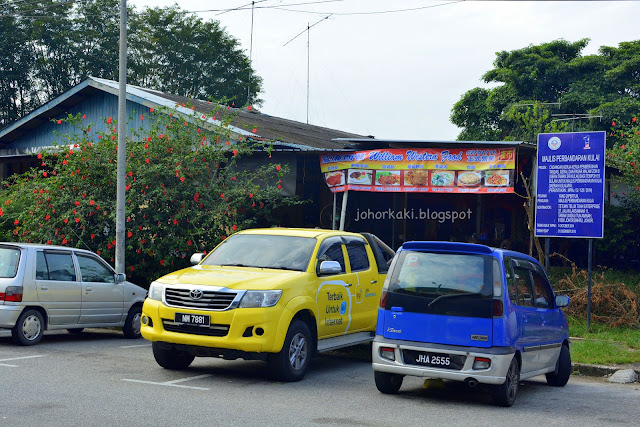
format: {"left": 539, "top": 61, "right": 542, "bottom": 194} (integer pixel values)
{"left": 162, "top": 320, "right": 230, "bottom": 337}
{"left": 164, "top": 287, "right": 238, "bottom": 310}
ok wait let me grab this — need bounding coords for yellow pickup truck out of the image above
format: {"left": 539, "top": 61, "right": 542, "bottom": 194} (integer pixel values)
{"left": 141, "top": 228, "right": 394, "bottom": 381}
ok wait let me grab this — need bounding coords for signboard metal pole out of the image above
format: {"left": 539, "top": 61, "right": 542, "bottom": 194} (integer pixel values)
{"left": 339, "top": 190, "right": 349, "bottom": 231}
{"left": 587, "top": 239, "right": 593, "bottom": 331}
{"left": 332, "top": 193, "right": 337, "bottom": 230}
{"left": 545, "top": 238, "right": 550, "bottom": 274}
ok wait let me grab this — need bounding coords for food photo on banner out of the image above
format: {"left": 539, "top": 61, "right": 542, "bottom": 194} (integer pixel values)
{"left": 320, "top": 148, "right": 516, "bottom": 194}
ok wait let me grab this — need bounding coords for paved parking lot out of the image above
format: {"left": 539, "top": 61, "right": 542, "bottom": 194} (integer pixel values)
{"left": 1, "top": 328, "right": 639, "bottom": 427}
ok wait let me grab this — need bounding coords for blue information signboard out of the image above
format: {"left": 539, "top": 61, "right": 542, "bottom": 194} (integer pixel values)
{"left": 535, "top": 132, "right": 606, "bottom": 238}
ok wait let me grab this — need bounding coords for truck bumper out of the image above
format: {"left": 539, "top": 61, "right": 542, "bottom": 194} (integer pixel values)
{"left": 141, "top": 298, "right": 285, "bottom": 354}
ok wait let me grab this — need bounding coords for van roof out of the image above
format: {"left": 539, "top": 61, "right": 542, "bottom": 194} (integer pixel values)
{"left": 399, "top": 241, "right": 541, "bottom": 266}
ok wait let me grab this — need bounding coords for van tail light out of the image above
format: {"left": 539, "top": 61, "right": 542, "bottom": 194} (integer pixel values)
{"left": 379, "top": 290, "right": 388, "bottom": 308}
{"left": 379, "top": 347, "right": 396, "bottom": 361}
{"left": 473, "top": 357, "right": 491, "bottom": 370}
{"left": 492, "top": 299, "right": 503, "bottom": 317}
{"left": 0, "top": 286, "right": 23, "bottom": 302}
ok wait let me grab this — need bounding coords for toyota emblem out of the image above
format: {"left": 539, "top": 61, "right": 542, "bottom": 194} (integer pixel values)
{"left": 189, "top": 289, "right": 204, "bottom": 300}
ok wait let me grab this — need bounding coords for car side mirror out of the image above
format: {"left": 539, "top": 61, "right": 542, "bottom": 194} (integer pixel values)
{"left": 190, "top": 253, "right": 205, "bottom": 265}
{"left": 115, "top": 273, "right": 126, "bottom": 284}
{"left": 555, "top": 295, "right": 570, "bottom": 307}
{"left": 318, "top": 260, "right": 341, "bottom": 276}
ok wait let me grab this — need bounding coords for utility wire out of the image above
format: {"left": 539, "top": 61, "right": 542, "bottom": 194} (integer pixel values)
{"left": 271, "top": 1, "right": 465, "bottom": 15}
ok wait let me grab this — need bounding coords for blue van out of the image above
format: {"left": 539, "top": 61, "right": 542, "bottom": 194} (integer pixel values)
{"left": 372, "top": 241, "right": 571, "bottom": 407}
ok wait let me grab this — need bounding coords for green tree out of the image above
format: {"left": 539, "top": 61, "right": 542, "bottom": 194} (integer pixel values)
{"left": 0, "top": 107, "right": 297, "bottom": 285}
{"left": 0, "top": 0, "right": 262, "bottom": 128}
{"left": 451, "top": 39, "right": 640, "bottom": 144}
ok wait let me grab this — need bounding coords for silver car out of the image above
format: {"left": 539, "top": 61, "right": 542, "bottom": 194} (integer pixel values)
{"left": 0, "top": 243, "right": 146, "bottom": 345}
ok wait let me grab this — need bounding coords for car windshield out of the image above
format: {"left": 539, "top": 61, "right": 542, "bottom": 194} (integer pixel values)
{"left": 202, "top": 234, "right": 316, "bottom": 272}
{"left": 0, "top": 246, "right": 20, "bottom": 278}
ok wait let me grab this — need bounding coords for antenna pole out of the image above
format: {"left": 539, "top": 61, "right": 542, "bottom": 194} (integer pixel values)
{"left": 247, "top": 1, "right": 255, "bottom": 105}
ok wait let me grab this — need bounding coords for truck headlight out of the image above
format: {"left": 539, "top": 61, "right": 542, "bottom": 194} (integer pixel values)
{"left": 148, "top": 281, "right": 165, "bottom": 301}
{"left": 238, "top": 290, "right": 282, "bottom": 308}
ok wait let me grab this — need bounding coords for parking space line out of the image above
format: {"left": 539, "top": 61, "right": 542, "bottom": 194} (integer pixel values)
{"left": 122, "top": 374, "right": 212, "bottom": 391}
{"left": 119, "top": 344, "right": 152, "bottom": 349}
{"left": 0, "top": 355, "right": 45, "bottom": 368}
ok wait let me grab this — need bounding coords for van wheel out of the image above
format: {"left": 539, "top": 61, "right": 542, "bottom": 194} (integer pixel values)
{"left": 546, "top": 344, "right": 571, "bottom": 387}
{"left": 268, "top": 319, "right": 312, "bottom": 382}
{"left": 374, "top": 371, "right": 403, "bottom": 394}
{"left": 493, "top": 357, "right": 520, "bottom": 407}
{"left": 67, "top": 328, "right": 84, "bottom": 334}
{"left": 122, "top": 306, "right": 142, "bottom": 339}
{"left": 12, "top": 309, "right": 45, "bottom": 346}
{"left": 152, "top": 342, "right": 195, "bottom": 370}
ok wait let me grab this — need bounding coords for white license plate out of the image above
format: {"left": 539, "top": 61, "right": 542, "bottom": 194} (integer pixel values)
{"left": 174, "top": 313, "right": 210, "bottom": 326}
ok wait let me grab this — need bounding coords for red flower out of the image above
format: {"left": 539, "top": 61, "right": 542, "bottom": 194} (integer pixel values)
{"left": 45, "top": 215, "right": 50, "bottom": 220}
{"left": 173, "top": 219, "right": 178, "bottom": 225}
{"left": 98, "top": 135, "right": 102, "bottom": 139}
{"left": 150, "top": 108, "right": 154, "bottom": 113}
{"left": 111, "top": 240, "right": 116, "bottom": 246}
{"left": 43, "top": 171, "right": 47, "bottom": 177}
{"left": 612, "top": 121, "right": 616, "bottom": 126}
{"left": 37, "top": 153, "right": 42, "bottom": 159}
{"left": 633, "top": 117, "right": 637, "bottom": 123}
{"left": 187, "top": 240, "right": 192, "bottom": 246}
{"left": 232, "top": 149, "right": 238, "bottom": 156}
{"left": 127, "top": 231, "right": 133, "bottom": 238}
{"left": 232, "top": 224, "right": 237, "bottom": 231}
{"left": 107, "top": 117, "right": 113, "bottom": 124}
{"left": 145, "top": 158, "right": 149, "bottom": 164}
{"left": 197, "top": 128, "right": 201, "bottom": 133}
{"left": 57, "top": 120, "right": 62, "bottom": 124}
{"left": 140, "top": 115, "right": 144, "bottom": 120}
{"left": 63, "top": 218, "right": 69, "bottom": 224}
{"left": 278, "top": 184, "right": 282, "bottom": 189}
{"left": 74, "top": 201, "right": 80, "bottom": 206}
{"left": 47, "top": 240, "right": 51, "bottom": 245}
{"left": 180, "top": 177, "right": 185, "bottom": 182}
{"left": 62, "top": 238, "right": 67, "bottom": 244}
{"left": 183, "top": 121, "right": 188, "bottom": 126}
{"left": 248, "top": 106, "right": 252, "bottom": 111}
{"left": 75, "top": 218, "right": 81, "bottom": 223}
{"left": 90, "top": 200, "right": 95, "bottom": 206}
{"left": 220, "top": 193, "right": 224, "bottom": 198}
{"left": 90, "top": 234, "right": 95, "bottom": 240}
{"left": 160, "top": 259, "right": 165, "bottom": 266}
{"left": 276, "top": 165, "right": 281, "bottom": 171}
{"left": 622, "top": 144, "right": 626, "bottom": 149}
{"left": 14, "top": 219, "right": 19, "bottom": 225}
{"left": 252, "top": 128, "right": 257, "bottom": 134}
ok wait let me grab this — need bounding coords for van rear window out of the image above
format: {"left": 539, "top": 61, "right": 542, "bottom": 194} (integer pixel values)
{"left": 0, "top": 247, "right": 20, "bottom": 278}
{"left": 386, "top": 251, "right": 493, "bottom": 318}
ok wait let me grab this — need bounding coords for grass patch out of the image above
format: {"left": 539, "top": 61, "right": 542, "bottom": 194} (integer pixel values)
{"left": 568, "top": 316, "right": 640, "bottom": 365}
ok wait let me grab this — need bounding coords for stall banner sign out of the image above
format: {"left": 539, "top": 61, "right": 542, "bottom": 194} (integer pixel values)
{"left": 535, "top": 131, "right": 606, "bottom": 239}
{"left": 320, "top": 148, "right": 516, "bottom": 194}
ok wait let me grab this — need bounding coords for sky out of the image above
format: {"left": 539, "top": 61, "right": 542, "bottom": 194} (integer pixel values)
{"left": 131, "top": 0, "right": 640, "bottom": 141}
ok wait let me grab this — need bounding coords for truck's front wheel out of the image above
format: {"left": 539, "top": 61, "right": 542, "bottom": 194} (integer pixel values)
{"left": 152, "top": 342, "right": 195, "bottom": 370}
{"left": 268, "top": 319, "right": 312, "bottom": 382}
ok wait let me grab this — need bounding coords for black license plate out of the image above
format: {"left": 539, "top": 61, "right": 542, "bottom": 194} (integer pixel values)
{"left": 174, "top": 312, "right": 210, "bottom": 326}
{"left": 403, "top": 350, "right": 465, "bottom": 370}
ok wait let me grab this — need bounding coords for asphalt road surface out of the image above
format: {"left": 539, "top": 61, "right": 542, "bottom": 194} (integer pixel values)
{"left": 1, "top": 329, "right": 638, "bottom": 427}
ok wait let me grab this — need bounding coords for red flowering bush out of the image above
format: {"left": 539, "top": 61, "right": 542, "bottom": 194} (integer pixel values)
{"left": 0, "top": 106, "right": 298, "bottom": 285}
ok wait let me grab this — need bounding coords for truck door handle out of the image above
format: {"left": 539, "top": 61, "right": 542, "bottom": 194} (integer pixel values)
{"left": 345, "top": 283, "right": 352, "bottom": 287}
{"left": 370, "top": 280, "right": 377, "bottom": 284}
{"left": 41, "top": 285, "right": 48, "bottom": 290}
{"left": 86, "top": 286, "right": 93, "bottom": 293}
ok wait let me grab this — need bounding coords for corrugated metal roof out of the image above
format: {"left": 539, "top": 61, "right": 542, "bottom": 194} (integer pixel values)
{"left": 0, "top": 77, "right": 364, "bottom": 152}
